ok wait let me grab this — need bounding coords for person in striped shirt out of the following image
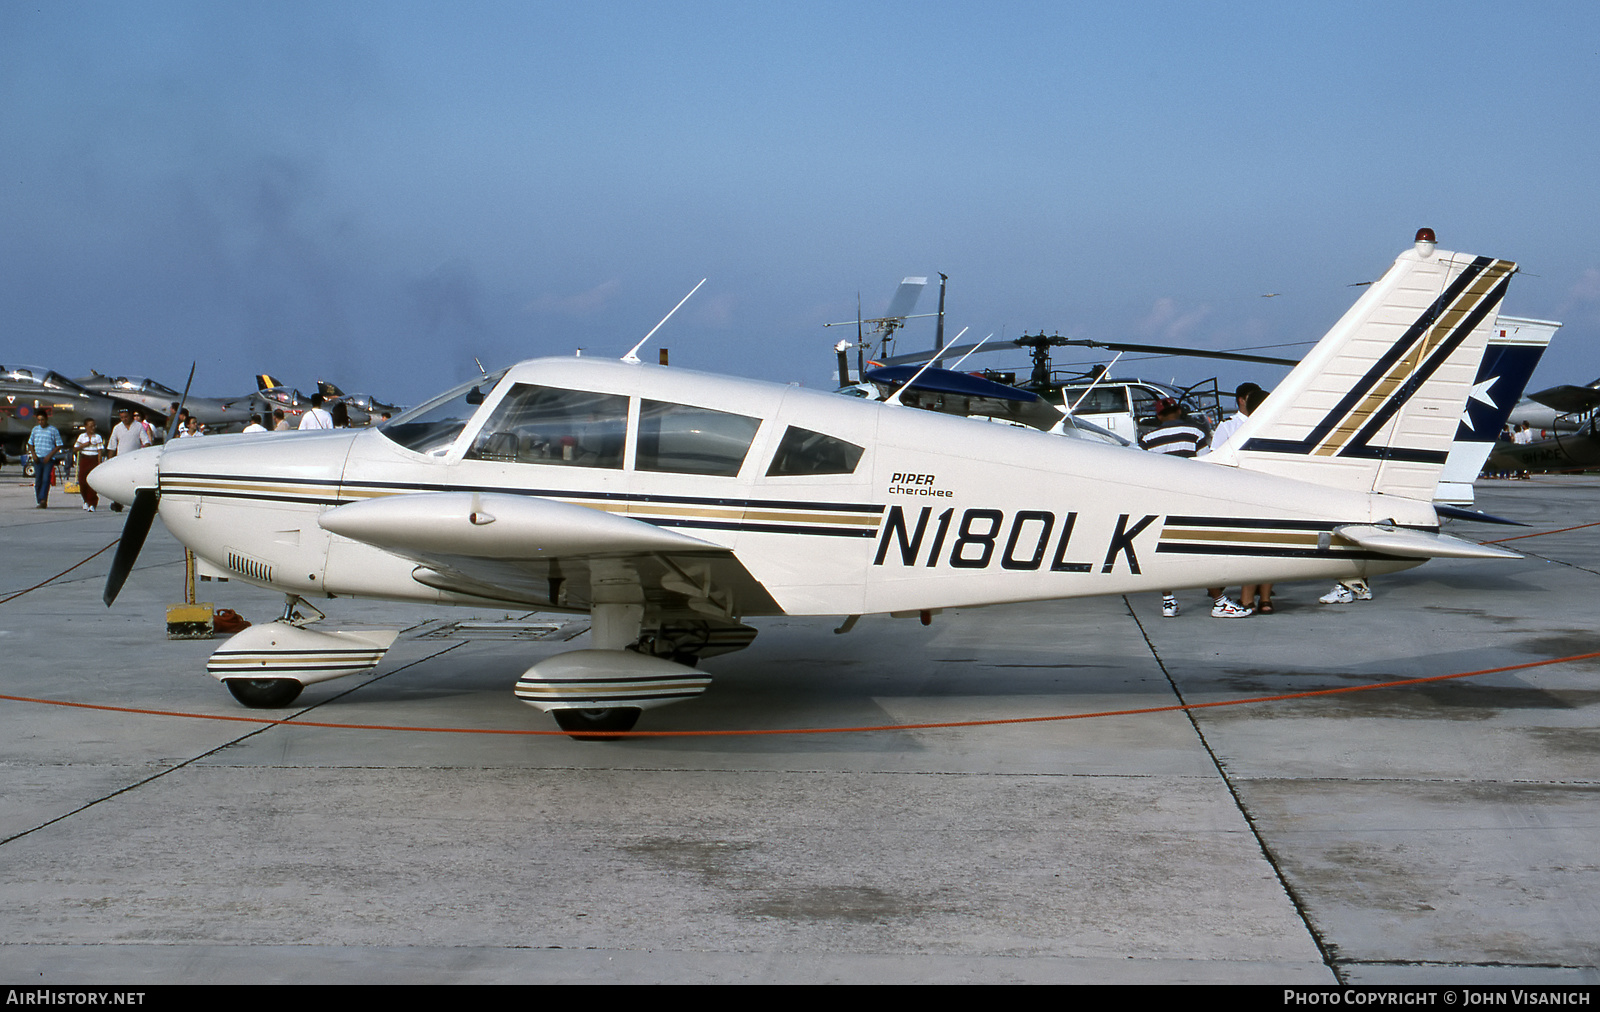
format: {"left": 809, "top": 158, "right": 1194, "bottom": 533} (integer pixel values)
{"left": 1139, "top": 399, "right": 1217, "bottom": 617}
{"left": 1138, "top": 398, "right": 1208, "bottom": 458}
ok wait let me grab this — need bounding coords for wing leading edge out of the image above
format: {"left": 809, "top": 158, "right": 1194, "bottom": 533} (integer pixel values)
{"left": 318, "top": 491, "right": 782, "bottom": 617}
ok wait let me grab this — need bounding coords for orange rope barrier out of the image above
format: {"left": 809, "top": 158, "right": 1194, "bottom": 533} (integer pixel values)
{"left": 1482, "top": 521, "right": 1600, "bottom": 545}
{"left": 0, "top": 538, "right": 119, "bottom": 605}
{"left": 3, "top": 649, "right": 1597, "bottom": 738}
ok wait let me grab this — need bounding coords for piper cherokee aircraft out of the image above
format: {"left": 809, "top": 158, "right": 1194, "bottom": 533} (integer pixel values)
{"left": 91, "top": 229, "right": 1522, "bottom": 738}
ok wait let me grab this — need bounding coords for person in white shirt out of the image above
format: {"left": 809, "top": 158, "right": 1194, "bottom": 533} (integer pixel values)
{"left": 1201, "top": 382, "right": 1263, "bottom": 456}
{"left": 298, "top": 393, "right": 334, "bottom": 430}
{"left": 1199, "top": 383, "right": 1266, "bottom": 617}
{"left": 74, "top": 419, "right": 106, "bottom": 511}
{"left": 242, "top": 413, "right": 268, "bottom": 434}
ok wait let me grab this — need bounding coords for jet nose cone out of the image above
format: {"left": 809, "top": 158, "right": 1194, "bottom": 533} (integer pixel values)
{"left": 89, "top": 445, "right": 161, "bottom": 505}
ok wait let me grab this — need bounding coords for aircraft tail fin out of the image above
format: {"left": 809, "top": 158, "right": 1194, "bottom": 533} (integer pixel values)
{"left": 1208, "top": 230, "right": 1516, "bottom": 501}
{"left": 256, "top": 373, "right": 283, "bottom": 392}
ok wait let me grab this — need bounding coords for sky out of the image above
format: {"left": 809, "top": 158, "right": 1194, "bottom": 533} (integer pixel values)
{"left": 3, "top": 1, "right": 1598, "bottom": 406}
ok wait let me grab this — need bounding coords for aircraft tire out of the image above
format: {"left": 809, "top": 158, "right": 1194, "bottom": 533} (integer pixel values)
{"left": 22, "top": 460, "right": 34, "bottom": 479}
{"left": 551, "top": 706, "right": 642, "bottom": 741}
{"left": 225, "top": 677, "right": 304, "bottom": 708}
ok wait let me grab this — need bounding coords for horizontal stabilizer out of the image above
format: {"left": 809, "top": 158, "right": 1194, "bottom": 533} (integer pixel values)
{"left": 1333, "top": 524, "right": 1520, "bottom": 560}
{"left": 1432, "top": 504, "right": 1527, "bottom": 526}
{"left": 319, "top": 492, "right": 724, "bottom": 559}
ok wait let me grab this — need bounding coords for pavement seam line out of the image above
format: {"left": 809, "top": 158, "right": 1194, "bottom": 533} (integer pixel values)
{"left": 1121, "top": 594, "right": 1345, "bottom": 985}
{"left": 0, "top": 641, "right": 466, "bottom": 849}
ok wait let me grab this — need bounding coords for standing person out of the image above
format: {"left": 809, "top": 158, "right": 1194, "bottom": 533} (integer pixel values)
{"left": 105, "top": 408, "right": 142, "bottom": 512}
{"left": 1235, "top": 388, "right": 1276, "bottom": 615}
{"left": 272, "top": 409, "right": 290, "bottom": 432}
{"left": 243, "top": 413, "right": 268, "bottom": 434}
{"left": 74, "top": 418, "right": 105, "bottom": 511}
{"left": 298, "top": 393, "right": 333, "bottom": 430}
{"left": 1199, "top": 382, "right": 1265, "bottom": 618}
{"left": 1139, "top": 398, "right": 1209, "bottom": 617}
{"left": 329, "top": 400, "right": 350, "bottom": 428}
{"left": 1512, "top": 422, "right": 1534, "bottom": 479}
{"left": 133, "top": 410, "right": 156, "bottom": 448}
{"left": 1203, "top": 382, "right": 1263, "bottom": 455}
{"left": 27, "top": 409, "right": 64, "bottom": 509}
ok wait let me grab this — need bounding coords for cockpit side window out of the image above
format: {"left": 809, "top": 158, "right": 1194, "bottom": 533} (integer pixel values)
{"left": 766, "top": 425, "right": 864, "bottom": 476}
{"left": 1064, "top": 386, "right": 1129, "bottom": 415}
{"left": 635, "top": 400, "right": 761, "bottom": 477}
{"left": 381, "top": 369, "right": 508, "bottom": 456}
{"left": 464, "top": 383, "right": 628, "bottom": 469}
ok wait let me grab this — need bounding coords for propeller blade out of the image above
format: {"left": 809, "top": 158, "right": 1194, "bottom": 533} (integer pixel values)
{"left": 165, "top": 362, "right": 196, "bottom": 442}
{"left": 103, "top": 488, "right": 159, "bottom": 606}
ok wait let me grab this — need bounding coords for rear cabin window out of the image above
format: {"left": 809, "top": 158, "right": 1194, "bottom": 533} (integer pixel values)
{"left": 635, "top": 400, "right": 760, "bottom": 477}
{"left": 464, "top": 384, "right": 628, "bottom": 469}
{"left": 766, "top": 425, "right": 864, "bottom": 476}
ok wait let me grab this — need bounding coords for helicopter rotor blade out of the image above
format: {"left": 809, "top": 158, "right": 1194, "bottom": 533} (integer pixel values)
{"left": 883, "top": 338, "right": 1299, "bottom": 369}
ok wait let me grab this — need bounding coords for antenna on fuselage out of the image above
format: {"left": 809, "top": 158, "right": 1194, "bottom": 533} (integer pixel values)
{"left": 623, "top": 278, "right": 706, "bottom": 364}
{"left": 1063, "top": 351, "right": 1124, "bottom": 417}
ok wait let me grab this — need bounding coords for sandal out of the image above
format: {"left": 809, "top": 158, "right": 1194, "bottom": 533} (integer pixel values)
{"left": 1257, "top": 600, "right": 1275, "bottom": 615}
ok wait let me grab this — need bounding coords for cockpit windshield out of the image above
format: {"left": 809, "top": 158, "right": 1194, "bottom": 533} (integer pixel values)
{"left": 1, "top": 366, "right": 90, "bottom": 394}
{"left": 380, "top": 369, "right": 509, "bottom": 456}
{"left": 114, "top": 376, "right": 182, "bottom": 397}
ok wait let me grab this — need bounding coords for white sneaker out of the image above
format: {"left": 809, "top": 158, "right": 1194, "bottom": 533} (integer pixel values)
{"left": 1347, "top": 579, "right": 1372, "bottom": 601}
{"left": 1211, "top": 597, "right": 1254, "bottom": 618}
{"left": 1319, "top": 584, "right": 1355, "bottom": 604}
{"left": 1162, "top": 595, "right": 1179, "bottom": 618}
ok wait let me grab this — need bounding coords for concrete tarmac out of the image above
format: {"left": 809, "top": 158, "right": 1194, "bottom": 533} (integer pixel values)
{"left": 1, "top": 471, "right": 1596, "bottom": 985}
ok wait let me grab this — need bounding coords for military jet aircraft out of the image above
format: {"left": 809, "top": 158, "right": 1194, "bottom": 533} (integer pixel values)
{"left": 76, "top": 372, "right": 252, "bottom": 433}
{"left": 238, "top": 374, "right": 311, "bottom": 428}
{"left": 1504, "top": 377, "right": 1599, "bottom": 435}
{"left": 91, "top": 230, "right": 1520, "bottom": 738}
{"left": 316, "top": 380, "right": 401, "bottom": 425}
{"left": 0, "top": 365, "right": 139, "bottom": 463}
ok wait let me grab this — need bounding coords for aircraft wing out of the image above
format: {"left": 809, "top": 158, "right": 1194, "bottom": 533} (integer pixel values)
{"left": 1526, "top": 384, "right": 1600, "bottom": 415}
{"left": 318, "top": 491, "right": 782, "bottom": 618}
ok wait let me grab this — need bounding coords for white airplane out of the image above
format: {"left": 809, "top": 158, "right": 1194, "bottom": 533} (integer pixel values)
{"left": 91, "top": 229, "right": 1521, "bottom": 738}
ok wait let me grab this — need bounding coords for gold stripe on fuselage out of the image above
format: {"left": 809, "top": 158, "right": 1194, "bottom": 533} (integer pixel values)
{"left": 165, "top": 476, "right": 880, "bottom": 531}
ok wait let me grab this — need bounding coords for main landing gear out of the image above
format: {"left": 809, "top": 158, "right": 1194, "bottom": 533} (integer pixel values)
{"left": 207, "top": 594, "right": 398, "bottom": 710}
{"left": 225, "top": 677, "right": 304, "bottom": 708}
{"left": 550, "top": 706, "right": 644, "bottom": 741}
